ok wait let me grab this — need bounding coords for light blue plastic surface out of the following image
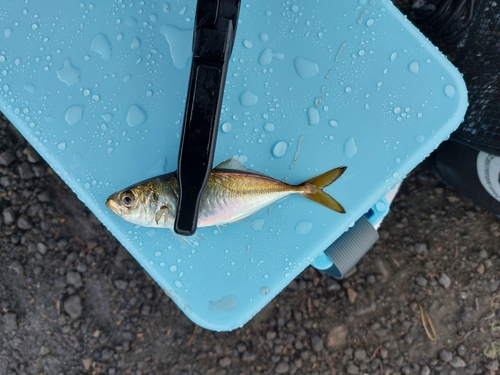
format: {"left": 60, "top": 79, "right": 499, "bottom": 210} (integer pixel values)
{"left": 0, "top": 0, "right": 467, "bottom": 331}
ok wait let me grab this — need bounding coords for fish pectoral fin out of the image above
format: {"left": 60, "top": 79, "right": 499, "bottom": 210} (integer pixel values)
{"left": 155, "top": 206, "right": 169, "bottom": 225}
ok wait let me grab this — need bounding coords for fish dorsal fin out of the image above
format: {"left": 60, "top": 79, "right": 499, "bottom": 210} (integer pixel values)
{"left": 214, "top": 157, "right": 261, "bottom": 175}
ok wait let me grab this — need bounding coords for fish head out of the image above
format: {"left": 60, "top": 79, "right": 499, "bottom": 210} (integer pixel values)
{"left": 106, "top": 177, "right": 178, "bottom": 228}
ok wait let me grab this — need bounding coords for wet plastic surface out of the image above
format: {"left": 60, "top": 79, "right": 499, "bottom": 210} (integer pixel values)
{"left": 0, "top": 0, "right": 467, "bottom": 330}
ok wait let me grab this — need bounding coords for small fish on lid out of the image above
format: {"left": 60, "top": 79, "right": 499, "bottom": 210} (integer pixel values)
{"left": 105, "top": 158, "right": 346, "bottom": 229}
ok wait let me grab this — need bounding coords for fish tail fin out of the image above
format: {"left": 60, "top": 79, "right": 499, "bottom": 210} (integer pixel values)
{"left": 299, "top": 166, "right": 347, "bottom": 213}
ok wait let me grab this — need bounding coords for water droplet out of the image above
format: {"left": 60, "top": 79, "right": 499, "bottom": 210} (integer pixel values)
{"left": 272, "top": 141, "right": 288, "bottom": 158}
{"left": 146, "top": 229, "right": 156, "bottom": 237}
{"left": 415, "top": 135, "right": 425, "bottom": 143}
{"left": 264, "top": 122, "right": 275, "bottom": 132}
{"left": 83, "top": 89, "right": 90, "bottom": 96}
{"left": 221, "top": 122, "right": 232, "bottom": 133}
{"left": 170, "top": 265, "right": 177, "bottom": 272}
{"left": 123, "top": 74, "right": 132, "bottom": 82}
{"left": 358, "top": 49, "right": 365, "bottom": 56}
{"left": 443, "top": 84, "right": 455, "bottom": 98}
{"left": 57, "top": 142, "right": 66, "bottom": 151}
{"left": 155, "top": 251, "right": 162, "bottom": 257}
{"left": 417, "top": 112, "right": 423, "bottom": 118}
{"left": 239, "top": 90, "right": 258, "bottom": 106}
{"left": 408, "top": 61, "right": 419, "bottom": 74}
{"left": 390, "top": 52, "right": 397, "bottom": 61}
{"left": 291, "top": 4, "right": 299, "bottom": 12}
{"left": 395, "top": 157, "right": 401, "bottom": 163}
{"left": 366, "top": 18, "right": 374, "bottom": 26}
{"left": 294, "top": 57, "right": 319, "bottom": 79}
{"left": 329, "top": 120, "right": 338, "bottom": 127}
{"left": 394, "top": 107, "right": 401, "bottom": 114}
{"left": 160, "top": 24, "right": 193, "bottom": 69}
{"left": 307, "top": 107, "right": 320, "bottom": 125}
{"left": 125, "top": 17, "right": 137, "bottom": 27}
{"left": 344, "top": 137, "right": 357, "bottom": 158}
{"left": 295, "top": 221, "right": 312, "bottom": 235}
{"left": 259, "top": 33, "right": 268, "bottom": 42}
{"left": 126, "top": 104, "right": 147, "bottom": 127}
{"left": 31, "top": 23, "right": 39, "bottom": 30}
{"left": 252, "top": 218, "right": 265, "bottom": 232}
{"left": 163, "top": 3, "right": 170, "bottom": 13}
{"left": 243, "top": 39, "right": 252, "bottom": 49}
{"left": 116, "top": 33, "right": 123, "bottom": 41}
{"left": 174, "top": 280, "right": 182, "bottom": 288}
{"left": 64, "top": 105, "right": 84, "bottom": 125}
{"left": 260, "top": 286, "right": 270, "bottom": 295}
{"left": 259, "top": 48, "right": 284, "bottom": 66}
{"left": 4, "top": 28, "right": 12, "bottom": 38}
{"left": 345, "top": 87, "right": 352, "bottom": 93}
{"left": 23, "top": 83, "right": 35, "bottom": 94}
{"left": 91, "top": 33, "right": 112, "bottom": 61}
{"left": 56, "top": 58, "right": 80, "bottom": 87}
{"left": 208, "top": 295, "right": 238, "bottom": 312}
{"left": 131, "top": 37, "right": 141, "bottom": 49}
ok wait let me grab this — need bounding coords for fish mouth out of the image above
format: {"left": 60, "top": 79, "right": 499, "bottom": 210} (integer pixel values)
{"left": 105, "top": 195, "right": 123, "bottom": 217}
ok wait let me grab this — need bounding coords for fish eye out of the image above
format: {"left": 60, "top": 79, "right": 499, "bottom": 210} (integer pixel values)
{"left": 120, "top": 190, "right": 135, "bottom": 207}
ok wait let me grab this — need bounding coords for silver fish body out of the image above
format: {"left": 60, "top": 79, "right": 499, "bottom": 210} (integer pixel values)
{"left": 105, "top": 158, "right": 346, "bottom": 229}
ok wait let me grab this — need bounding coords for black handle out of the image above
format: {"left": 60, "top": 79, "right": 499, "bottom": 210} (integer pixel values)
{"left": 174, "top": 0, "right": 241, "bottom": 235}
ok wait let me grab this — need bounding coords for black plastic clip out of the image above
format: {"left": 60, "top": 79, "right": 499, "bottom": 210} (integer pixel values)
{"left": 174, "top": 0, "right": 241, "bottom": 235}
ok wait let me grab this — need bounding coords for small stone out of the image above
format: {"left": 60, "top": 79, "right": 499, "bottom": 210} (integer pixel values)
{"left": 438, "top": 349, "right": 453, "bottom": 363}
{"left": 0, "top": 150, "right": 15, "bottom": 166}
{"left": 403, "top": 333, "right": 413, "bottom": 344}
{"left": 438, "top": 273, "right": 451, "bottom": 289}
{"left": 476, "top": 263, "right": 485, "bottom": 274}
{"left": 64, "top": 295, "right": 83, "bottom": 319}
{"left": 478, "top": 249, "right": 488, "bottom": 259}
{"left": 347, "top": 287, "right": 357, "bottom": 303}
{"left": 415, "top": 276, "right": 428, "bottom": 286}
{"left": 17, "top": 216, "right": 32, "bottom": 230}
{"left": 18, "top": 162, "right": 35, "bottom": 179}
{"left": 457, "top": 344, "right": 466, "bottom": 357}
{"left": 2, "top": 207, "right": 15, "bottom": 225}
{"left": 420, "top": 365, "right": 431, "bottom": 375}
{"left": 326, "top": 326, "right": 347, "bottom": 349}
{"left": 275, "top": 361, "right": 289, "bottom": 374}
{"left": 66, "top": 271, "right": 83, "bottom": 288}
{"left": 101, "top": 348, "right": 114, "bottom": 360}
{"left": 219, "top": 356, "right": 231, "bottom": 367}
{"left": 82, "top": 358, "right": 92, "bottom": 370}
{"left": 449, "top": 356, "right": 466, "bottom": 368}
{"left": 379, "top": 348, "right": 388, "bottom": 359}
{"left": 37, "top": 242, "right": 48, "bottom": 255}
{"left": 114, "top": 280, "right": 128, "bottom": 290}
{"left": 346, "top": 363, "right": 360, "bottom": 374}
{"left": 2, "top": 313, "right": 18, "bottom": 332}
{"left": 415, "top": 243, "right": 428, "bottom": 254}
{"left": 39, "top": 345, "right": 51, "bottom": 356}
{"left": 311, "top": 334, "right": 324, "bottom": 352}
{"left": 9, "top": 260, "right": 23, "bottom": 275}
{"left": 37, "top": 191, "right": 51, "bottom": 202}
{"left": 485, "top": 360, "right": 499, "bottom": 371}
{"left": 354, "top": 348, "right": 366, "bottom": 361}
{"left": 242, "top": 352, "right": 255, "bottom": 361}
{"left": 140, "top": 304, "right": 151, "bottom": 315}
{"left": 446, "top": 196, "right": 460, "bottom": 203}
{"left": 23, "top": 146, "right": 41, "bottom": 163}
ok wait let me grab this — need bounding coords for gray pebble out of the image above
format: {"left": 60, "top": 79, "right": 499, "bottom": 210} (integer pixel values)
{"left": 23, "top": 146, "right": 41, "bottom": 163}
{"left": 37, "top": 191, "right": 51, "bottom": 202}
{"left": 275, "top": 361, "right": 289, "bottom": 374}
{"left": 485, "top": 360, "right": 499, "bottom": 371}
{"left": 114, "top": 280, "right": 128, "bottom": 290}
{"left": 438, "top": 349, "right": 453, "bottom": 363}
{"left": 346, "top": 363, "right": 360, "bottom": 374}
{"left": 449, "top": 356, "right": 466, "bottom": 368}
{"left": 416, "top": 276, "right": 428, "bottom": 286}
{"left": 101, "top": 348, "right": 114, "bottom": 361}
{"left": 0, "top": 150, "right": 15, "bottom": 166}
{"left": 403, "top": 334, "right": 413, "bottom": 344}
{"left": 311, "top": 334, "right": 324, "bottom": 352}
{"left": 9, "top": 260, "right": 23, "bottom": 275}
{"left": 242, "top": 352, "right": 255, "bottom": 361}
{"left": 64, "top": 295, "right": 83, "bottom": 319}
{"left": 219, "top": 356, "right": 231, "bottom": 367}
{"left": 439, "top": 273, "right": 451, "bottom": 289}
{"left": 18, "top": 162, "right": 34, "bottom": 179}
{"left": 489, "top": 280, "right": 499, "bottom": 292}
{"left": 456, "top": 344, "right": 466, "bottom": 357}
{"left": 2, "top": 207, "right": 16, "bottom": 225}
{"left": 420, "top": 365, "right": 431, "bottom": 375}
{"left": 39, "top": 345, "right": 51, "bottom": 356}
{"left": 465, "top": 364, "right": 477, "bottom": 375}
{"left": 66, "top": 271, "right": 83, "bottom": 288}
{"left": 2, "top": 313, "right": 18, "bottom": 332}
{"left": 478, "top": 249, "right": 488, "bottom": 259}
{"left": 140, "top": 304, "right": 151, "bottom": 315}
{"left": 354, "top": 348, "right": 366, "bottom": 361}
{"left": 37, "top": 242, "right": 48, "bottom": 255}
{"left": 17, "top": 216, "right": 32, "bottom": 230}
{"left": 415, "top": 243, "right": 428, "bottom": 254}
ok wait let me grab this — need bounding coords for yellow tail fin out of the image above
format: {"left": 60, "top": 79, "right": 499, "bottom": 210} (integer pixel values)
{"left": 299, "top": 166, "right": 347, "bottom": 213}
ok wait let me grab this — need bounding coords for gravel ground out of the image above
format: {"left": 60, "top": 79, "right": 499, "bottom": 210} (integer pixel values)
{"left": 2, "top": 3, "right": 500, "bottom": 374}
{"left": 2, "top": 108, "right": 500, "bottom": 375}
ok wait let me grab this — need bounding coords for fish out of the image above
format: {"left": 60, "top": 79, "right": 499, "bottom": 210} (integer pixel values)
{"left": 105, "top": 158, "right": 346, "bottom": 229}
